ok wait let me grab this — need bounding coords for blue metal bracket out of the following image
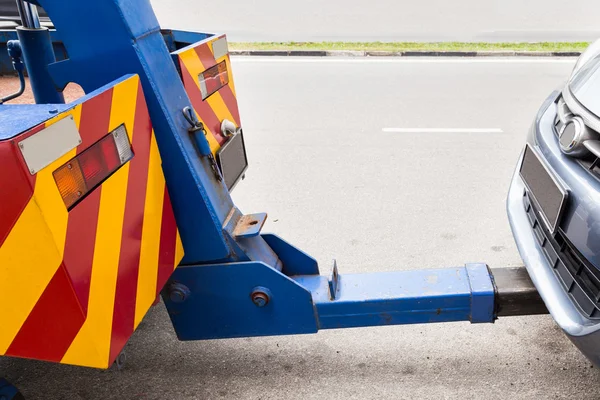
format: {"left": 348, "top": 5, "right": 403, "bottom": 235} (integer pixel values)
{"left": 233, "top": 213, "right": 267, "bottom": 238}
{"left": 163, "top": 261, "right": 319, "bottom": 340}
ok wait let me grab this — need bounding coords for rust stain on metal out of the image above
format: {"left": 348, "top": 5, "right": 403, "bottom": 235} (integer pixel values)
{"left": 233, "top": 214, "right": 266, "bottom": 237}
{"left": 380, "top": 313, "right": 393, "bottom": 325}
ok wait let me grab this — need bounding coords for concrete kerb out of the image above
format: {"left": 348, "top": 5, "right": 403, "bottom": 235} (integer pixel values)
{"left": 230, "top": 50, "right": 582, "bottom": 57}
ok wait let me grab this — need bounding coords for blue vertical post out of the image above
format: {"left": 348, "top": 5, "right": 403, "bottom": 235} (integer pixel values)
{"left": 16, "top": 26, "right": 65, "bottom": 104}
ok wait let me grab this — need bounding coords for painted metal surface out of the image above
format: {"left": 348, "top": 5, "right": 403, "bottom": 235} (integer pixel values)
{"left": 16, "top": 27, "right": 64, "bottom": 104}
{"left": 0, "top": 29, "right": 203, "bottom": 76}
{"left": 0, "top": 75, "right": 183, "bottom": 368}
{"left": 164, "top": 248, "right": 496, "bottom": 339}
{"left": 172, "top": 33, "right": 241, "bottom": 156}
{"left": 164, "top": 261, "right": 319, "bottom": 340}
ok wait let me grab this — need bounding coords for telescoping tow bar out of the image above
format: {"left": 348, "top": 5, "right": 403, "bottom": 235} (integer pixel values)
{"left": 0, "top": 0, "right": 548, "bottom": 397}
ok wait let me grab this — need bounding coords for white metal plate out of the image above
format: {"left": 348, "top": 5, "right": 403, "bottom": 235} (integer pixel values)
{"left": 18, "top": 115, "right": 82, "bottom": 175}
{"left": 212, "top": 37, "right": 229, "bottom": 60}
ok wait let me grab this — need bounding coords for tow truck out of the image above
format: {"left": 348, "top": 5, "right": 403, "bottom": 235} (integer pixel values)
{"left": 0, "top": 0, "right": 577, "bottom": 398}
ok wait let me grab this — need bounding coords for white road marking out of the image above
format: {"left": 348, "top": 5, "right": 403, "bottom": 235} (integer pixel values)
{"left": 382, "top": 128, "right": 504, "bottom": 133}
{"left": 232, "top": 57, "right": 576, "bottom": 64}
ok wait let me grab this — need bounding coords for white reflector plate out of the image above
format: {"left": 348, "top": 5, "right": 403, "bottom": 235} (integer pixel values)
{"left": 18, "top": 115, "right": 82, "bottom": 175}
{"left": 212, "top": 37, "right": 229, "bottom": 60}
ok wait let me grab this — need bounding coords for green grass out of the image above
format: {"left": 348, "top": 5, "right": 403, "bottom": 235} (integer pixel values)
{"left": 229, "top": 41, "right": 590, "bottom": 53}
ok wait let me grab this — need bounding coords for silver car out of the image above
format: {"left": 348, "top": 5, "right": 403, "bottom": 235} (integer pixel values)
{"left": 508, "top": 40, "right": 600, "bottom": 365}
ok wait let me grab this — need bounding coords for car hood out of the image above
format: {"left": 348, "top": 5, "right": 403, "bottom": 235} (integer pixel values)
{"left": 570, "top": 56, "right": 600, "bottom": 118}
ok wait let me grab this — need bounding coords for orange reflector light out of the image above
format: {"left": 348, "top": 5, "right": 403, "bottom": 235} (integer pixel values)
{"left": 53, "top": 125, "right": 133, "bottom": 209}
{"left": 199, "top": 60, "right": 229, "bottom": 100}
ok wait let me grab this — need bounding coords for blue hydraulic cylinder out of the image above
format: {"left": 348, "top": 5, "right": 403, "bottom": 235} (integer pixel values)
{"left": 16, "top": 26, "right": 64, "bottom": 104}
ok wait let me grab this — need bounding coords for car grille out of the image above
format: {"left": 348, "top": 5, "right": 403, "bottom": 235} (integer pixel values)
{"left": 523, "top": 190, "right": 600, "bottom": 319}
{"left": 554, "top": 97, "right": 600, "bottom": 181}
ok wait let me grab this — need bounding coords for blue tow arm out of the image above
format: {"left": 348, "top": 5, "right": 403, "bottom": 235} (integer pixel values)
{"left": 163, "top": 235, "right": 506, "bottom": 341}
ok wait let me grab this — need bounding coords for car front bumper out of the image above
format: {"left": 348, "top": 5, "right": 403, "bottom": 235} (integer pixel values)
{"left": 507, "top": 90, "right": 600, "bottom": 365}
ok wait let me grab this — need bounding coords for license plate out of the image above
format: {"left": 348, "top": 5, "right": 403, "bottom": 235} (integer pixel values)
{"left": 216, "top": 130, "right": 248, "bottom": 191}
{"left": 519, "top": 144, "right": 568, "bottom": 233}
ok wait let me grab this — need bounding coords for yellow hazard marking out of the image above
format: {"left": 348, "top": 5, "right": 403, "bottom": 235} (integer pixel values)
{"left": 179, "top": 48, "right": 224, "bottom": 155}
{"left": 31, "top": 107, "right": 82, "bottom": 260}
{"left": 0, "top": 106, "right": 86, "bottom": 355}
{"left": 61, "top": 77, "right": 138, "bottom": 368}
{"left": 223, "top": 55, "right": 237, "bottom": 98}
{"left": 0, "top": 200, "right": 63, "bottom": 354}
{"left": 133, "top": 134, "right": 165, "bottom": 328}
{"left": 32, "top": 151, "right": 74, "bottom": 257}
{"left": 189, "top": 47, "right": 237, "bottom": 133}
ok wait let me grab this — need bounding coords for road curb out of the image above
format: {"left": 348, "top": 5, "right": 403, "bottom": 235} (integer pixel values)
{"left": 230, "top": 49, "right": 582, "bottom": 57}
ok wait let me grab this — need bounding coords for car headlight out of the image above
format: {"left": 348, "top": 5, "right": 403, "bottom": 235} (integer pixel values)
{"left": 571, "top": 39, "right": 600, "bottom": 77}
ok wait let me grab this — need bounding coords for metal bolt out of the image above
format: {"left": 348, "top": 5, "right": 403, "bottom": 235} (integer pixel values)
{"left": 18, "top": 142, "right": 24, "bottom": 149}
{"left": 76, "top": 191, "right": 82, "bottom": 197}
{"left": 251, "top": 288, "right": 270, "bottom": 307}
{"left": 67, "top": 163, "right": 73, "bottom": 169}
{"left": 168, "top": 283, "right": 190, "bottom": 303}
{"left": 115, "top": 350, "right": 126, "bottom": 371}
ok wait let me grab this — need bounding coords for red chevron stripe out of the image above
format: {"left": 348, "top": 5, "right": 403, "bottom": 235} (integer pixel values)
{"left": 194, "top": 43, "right": 217, "bottom": 69}
{"left": 62, "top": 189, "right": 102, "bottom": 315}
{"left": 0, "top": 141, "right": 36, "bottom": 248}
{"left": 195, "top": 42, "right": 241, "bottom": 128}
{"left": 6, "top": 265, "right": 85, "bottom": 362}
{"left": 78, "top": 89, "right": 115, "bottom": 148}
{"left": 62, "top": 89, "right": 114, "bottom": 314}
{"left": 156, "top": 188, "right": 177, "bottom": 296}
{"left": 218, "top": 81, "right": 241, "bottom": 126}
{"left": 180, "top": 60, "right": 225, "bottom": 145}
{"left": 109, "top": 83, "right": 153, "bottom": 364}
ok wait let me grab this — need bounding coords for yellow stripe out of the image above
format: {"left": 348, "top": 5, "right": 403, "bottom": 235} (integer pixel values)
{"left": 206, "top": 93, "right": 236, "bottom": 128}
{"left": 109, "top": 76, "right": 139, "bottom": 133}
{"left": 133, "top": 134, "right": 165, "bottom": 328}
{"left": 0, "top": 200, "right": 62, "bottom": 354}
{"left": 34, "top": 108, "right": 82, "bottom": 258}
{"left": 223, "top": 55, "right": 237, "bottom": 98}
{"left": 179, "top": 49, "right": 225, "bottom": 155}
{"left": 61, "top": 77, "right": 138, "bottom": 368}
{"left": 188, "top": 47, "right": 237, "bottom": 132}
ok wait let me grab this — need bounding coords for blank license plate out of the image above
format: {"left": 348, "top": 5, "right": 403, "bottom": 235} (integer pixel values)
{"left": 519, "top": 144, "right": 568, "bottom": 233}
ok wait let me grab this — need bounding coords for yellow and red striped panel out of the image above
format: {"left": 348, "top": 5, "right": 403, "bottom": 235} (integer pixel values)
{"left": 176, "top": 35, "right": 241, "bottom": 155}
{"left": 0, "top": 75, "right": 184, "bottom": 369}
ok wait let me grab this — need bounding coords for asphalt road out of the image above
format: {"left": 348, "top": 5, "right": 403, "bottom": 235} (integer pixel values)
{"left": 150, "top": 0, "right": 600, "bottom": 42}
{"left": 4, "top": 57, "right": 600, "bottom": 399}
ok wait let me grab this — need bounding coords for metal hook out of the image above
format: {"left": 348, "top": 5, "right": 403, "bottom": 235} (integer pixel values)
{"left": 182, "top": 106, "right": 200, "bottom": 128}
